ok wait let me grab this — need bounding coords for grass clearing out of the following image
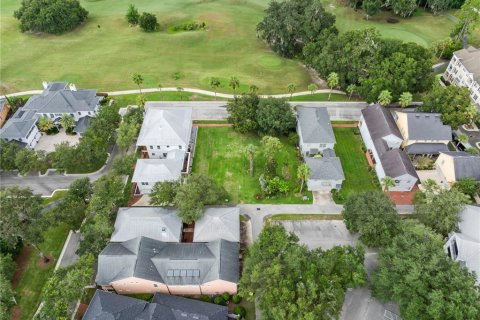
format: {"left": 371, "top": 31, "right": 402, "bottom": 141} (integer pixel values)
{"left": 15, "top": 223, "right": 70, "bottom": 320}
{"left": 269, "top": 214, "right": 343, "bottom": 221}
{"left": 192, "top": 127, "right": 312, "bottom": 204}
{"left": 334, "top": 127, "right": 378, "bottom": 202}
{"left": 1, "top": 0, "right": 468, "bottom": 94}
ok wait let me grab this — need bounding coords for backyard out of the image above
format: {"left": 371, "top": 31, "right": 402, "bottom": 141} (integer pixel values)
{"left": 1, "top": 0, "right": 474, "bottom": 94}
{"left": 192, "top": 127, "right": 312, "bottom": 204}
{"left": 333, "top": 127, "right": 378, "bottom": 202}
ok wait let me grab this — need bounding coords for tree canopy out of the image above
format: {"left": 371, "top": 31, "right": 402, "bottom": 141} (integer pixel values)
{"left": 139, "top": 12, "right": 159, "bottom": 32}
{"left": 256, "top": 98, "right": 296, "bottom": 136}
{"left": 342, "top": 191, "right": 399, "bottom": 247}
{"left": 372, "top": 221, "right": 480, "bottom": 320}
{"left": 14, "top": 0, "right": 88, "bottom": 34}
{"left": 240, "top": 225, "right": 366, "bottom": 320}
{"left": 226, "top": 94, "right": 260, "bottom": 134}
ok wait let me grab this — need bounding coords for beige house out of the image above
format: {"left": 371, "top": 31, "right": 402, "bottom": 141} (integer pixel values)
{"left": 96, "top": 237, "right": 239, "bottom": 295}
{"left": 394, "top": 112, "right": 451, "bottom": 155}
{"left": 436, "top": 151, "right": 480, "bottom": 187}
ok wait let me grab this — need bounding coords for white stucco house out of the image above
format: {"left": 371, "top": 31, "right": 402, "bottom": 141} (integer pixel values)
{"left": 444, "top": 205, "right": 480, "bottom": 283}
{"left": 0, "top": 81, "right": 101, "bottom": 148}
{"left": 359, "top": 104, "right": 419, "bottom": 191}
{"left": 443, "top": 46, "right": 480, "bottom": 107}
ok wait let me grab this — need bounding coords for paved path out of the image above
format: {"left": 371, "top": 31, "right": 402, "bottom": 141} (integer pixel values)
{"left": 0, "top": 144, "right": 118, "bottom": 196}
{"left": 239, "top": 204, "right": 414, "bottom": 240}
{"left": 1, "top": 87, "right": 347, "bottom": 99}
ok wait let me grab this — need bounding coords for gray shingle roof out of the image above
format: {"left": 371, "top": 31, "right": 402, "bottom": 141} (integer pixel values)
{"left": 381, "top": 149, "right": 419, "bottom": 179}
{"left": 193, "top": 207, "right": 240, "bottom": 243}
{"left": 132, "top": 156, "right": 184, "bottom": 184}
{"left": 362, "top": 105, "right": 417, "bottom": 179}
{"left": 404, "top": 143, "right": 449, "bottom": 155}
{"left": 305, "top": 155, "right": 345, "bottom": 181}
{"left": 297, "top": 107, "right": 335, "bottom": 144}
{"left": 402, "top": 112, "right": 452, "bottom": 141}
{"left": 96, "top": 237, "right": 239, "bottom": 286}
{"left": 110, "top": 207, "right": 182, "bottom": 243}
{"left": 73, "top": 116, "right": 91, "bottom": 134}
{"left": 23, "top": 88, "right": 100, "bottom": 114}
{"left": 454, "top": 46, "right": 480, "bottom": 82}
{"left": 137, "top": 107, "right": 192, "bottom": 147}
{"left": 441, "top": 151, "right": 480, "bottom": 180}
{"left": 83, "top": 290, "right": 228, "bottom": 320}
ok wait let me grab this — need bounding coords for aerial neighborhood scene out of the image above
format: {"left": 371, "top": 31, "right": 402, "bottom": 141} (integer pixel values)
{"left": 1, "top": 0, "right": 480, "bottom": 319}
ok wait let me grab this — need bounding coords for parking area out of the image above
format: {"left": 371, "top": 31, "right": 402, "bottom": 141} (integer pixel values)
{"left": 34, "top": 129, "right": 80, "bottom": 153}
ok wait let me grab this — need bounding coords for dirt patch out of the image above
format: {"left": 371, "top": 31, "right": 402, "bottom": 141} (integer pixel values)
{"left": 37, "top": 255, "right": 55, "bottom": 268}
{"left": 0, "top": 82, "right": 19, "bottom": 95}
{"left": 300, "top": 64, "right": 327, "bottom": 88}
{"left": 11, "top": 306, "right": 22, "bottom": 320}
{"left": 12, "top": 245, "right": 33, "bottom": 289}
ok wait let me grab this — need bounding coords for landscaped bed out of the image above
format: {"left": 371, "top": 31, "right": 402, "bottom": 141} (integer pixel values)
{"left": 333, "top": 127, "right": 379, "bottom": 202}
{"left": 192, "top": 127, "right": 312, "bottom": 204}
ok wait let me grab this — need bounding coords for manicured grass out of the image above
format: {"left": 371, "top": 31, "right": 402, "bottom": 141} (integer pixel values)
{"left": 321, "top": 1, "right": 455, "bottom": 46}
{"left": 290, "top": 93, "right": 354, "bottom": 101}
{"left": 269, "top": 214, "right": 343, "bottom": 221}
{"left": 15, "top": 223, "right": 70, "bottom": 320}
{"left": 112, "top": 91, "right": 214, "bottom": 106}
{"left": 42, "top": 190, "right": 68, "bottom": 205}
{"left": 193, "top": 120, "right": 231, "bottom": 124}
{"left": 192, "top": 127, "right": 312, "bottom": 204}
{"left": 333, "top": 127, "right": 378, "bottom": 202}
{"left": 0, "top": 0, "right": 310, "bottom": 94}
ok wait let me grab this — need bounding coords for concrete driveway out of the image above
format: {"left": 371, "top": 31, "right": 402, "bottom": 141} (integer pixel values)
{"left": 279, "top": 220, "right": 358, "bottom": 250}
{"left": 312, "top": 191, "right": 334, "bottom": 205}
{"left": 34, "top": 128, "right": 80, "bottom": 153}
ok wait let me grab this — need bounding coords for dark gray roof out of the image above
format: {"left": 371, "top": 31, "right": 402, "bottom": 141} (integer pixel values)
{"left": 83, "top": 290, "right": 227, "bottom": 320}
{"left": 297, "top": 107, "right": 336, "bottom": 144}
{"left": 381, "top": 149, "right": 419, "bottom": 179}
{"left": 403, "top": 112, "right": 452, "bottom": 141}
{"left": 305, "top": 155, "right": 345, "bottom": 181}
{"left": 152, "top": 293, "right": 228, "bottom": 320}
{"left": 362, "top": 105, "right": 417, "bottom": 179}
{"left": 73, "top": 116, "right": 91, "bottom": 134}
{"left": 0, "top": 108, "right": 38, "bottom": 140}
{"left": 404, "top": 143, "right": 449, "bottom": 155}
{"left": 441, "top": 152, "right": 480, "bottom": 180}
{"left": 361, "top": 105, "right": 402, "bottom": 141}
{"left": 96, "top": 237, "right": 239, "bottom": 286}
{"left": 45, "top": 82, "right": 68, "bottom": 92}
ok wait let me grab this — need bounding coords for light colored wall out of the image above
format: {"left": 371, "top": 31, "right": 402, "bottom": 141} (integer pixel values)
{"left": 307, "top": 178, "right": 343, "bottom": 191}
{"left": 168, "top": 285, "right": 201, "bottom": 295}
{"left": 444, "top": 55, "right": 480, "bottom": 106}
{"left": 146, "top": 145, "right": 185, "bottom": 159}
{"left": 403, "top": 139, "right": 450, "bottom": 147}
{"left": 359, "top": 117, "right": 386, "bottom": 180}
{"left": 38, "top": 110, "right": 96, "bottom": 122}
{"left": 111, "top": 277, "right": 169, "bottom": 294}
{"left": 389, "top": 173, "right": 417, "bottom": 192}
{"left": 200, "top": 280, "right": 237, "bottom": 295}
{"left": 136, "top": 182, "right": 153, "bottom": 195}
{"left": 436, "top": 153, "right": 456, "bottom": 183}
{"left": 395, "top": 112, "right": 409, "bottom": 142}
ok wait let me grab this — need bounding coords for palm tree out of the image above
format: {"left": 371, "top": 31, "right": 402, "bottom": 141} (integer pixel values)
{"left": 177, "top": 87, "right": 184, "bottom": 101}
{"left": 38, "top": 116, "right": 54, "bottom": 132}
{"left": 229, "top": 76, "right": 240, "bottom": 95}
{"left": 346, "top": 84, "right": 356, "bottom": 100}
{"left": 399, "top": 92, "right": 412, "bottom": 108}
{"left": 245, "top": 144, "right": 257, "bottom": 176}
{"left": 381, "top": 176, "right": 395, "bottom": 192}
{"left": 210, "top": 77, "right": 221, "bottom": 100}
{"left": 59, "top": 114, "right": 75, "bottom": 131}
{"left": 297, "top": 163, "right": 311, "bottom": 194}
{"left": 378, "top": 90, "right": 392, "bottom": 107}
{"left": 132, "top": 73, "right": 144, "bottom": 94}
{"left": 326, "top": 72, "right": 339, "bottom": 100}
{"left": 249, "top": 84, "right": 259, "bottom": 94}
{"left": 307, "top": 83, "right": 318, "bottom": 95}
{"left": 287, "top": 83, "right": 296, "bottom": 100}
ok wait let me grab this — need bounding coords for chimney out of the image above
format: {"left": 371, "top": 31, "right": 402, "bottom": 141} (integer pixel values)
{"left": 69, "top": 83, "right": 77, "bottom": 91}
{"left": 42, "top": 81, "right": 48, "bottom": 89}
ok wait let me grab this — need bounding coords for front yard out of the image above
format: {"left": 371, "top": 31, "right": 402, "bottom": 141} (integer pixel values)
{"left": 192, "top": 127, "right": 312, "bottom": 204}
{"left": 333, "top": 127, "right": 379, "bottom": 202}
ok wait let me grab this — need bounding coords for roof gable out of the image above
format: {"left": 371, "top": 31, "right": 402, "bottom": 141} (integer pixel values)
{"left": 132, "top": 157, "right": 184, "bottom": 183}
{"left": 402, "top": 112, "right": 451, "bottom": 141}
{"left": 361, "top": 104, "right": 402, "bottom": 141}
{"left": 137, "top": 108, "right": 192, "bottom": 146}
{"left": 297, "top": 107, "right": 336, "bottom": 144}
{"left": 193, "top": 207, "right": 240, "bottom": 242}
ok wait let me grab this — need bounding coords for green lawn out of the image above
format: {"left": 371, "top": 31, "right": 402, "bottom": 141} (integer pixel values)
{"left": 269, "top": 214, "right": 343, "bottom": 221}
{"left": 42, "top": 190, "right": 68, "bottom": 205}
{"left": 15, "top": 224, "right": 70, "bottom": 320}
{"left": 112, "top": 91, "right": 214, "bottom": 106}
{"left": 334, "top": 127, "right": 378, "bottom": 202}
{"left": 192, "top": 127, "right": 312, "bottom": 204}
{"left": 1, "top": 0, "right": 467, "bottom": 94}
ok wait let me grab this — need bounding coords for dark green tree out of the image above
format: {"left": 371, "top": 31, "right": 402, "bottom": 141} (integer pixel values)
{"left": 453, "top": 177, "right": 479, "bottom": 200}
{"left": 77, "top": 212, "right": 113, "bottom": 256}
{"left": 362, "top": 0, "right": 382, "bottom": 19}
{"left": 256, "top": 97, "right": 296, "bottom": 136}
{"left": 139, "top": 12, "right": 159, "bottom": 32}
{"left": 14, "top": 0, "right": 88, "bottom": 34}
{"left": 51, "top": 141, "right": 77, "bottom": 173}
{"left": 14, "top": 148, "right": 41, "bottom": 175}
{"left": 126, "top": 4, "right": 140, "bottom": 26}
{"left": 150, "top": 181, "right": 180, "bottom": 206}
{"left": 226, "top": 94, "right": 260, "bottom": 133}
{"left": 391, "top": 0, "right": 418, "bottom": 17}
{"left": 0, "top": 140, "right": 21, "bottom": 171}
{"left": 343, "top": 191, "right": 399, "bottom": 247}
{"left": 112, "top": 153, "right": 137, "bottom": 176}
{"left": 372, "top": 221, "right": 480, "bottom": 320}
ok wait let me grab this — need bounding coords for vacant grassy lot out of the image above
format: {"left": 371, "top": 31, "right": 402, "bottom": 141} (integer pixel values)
{"left": 192, "top": 127, "right": 312, "bottom": 204}
{"left": 333, "top": 127, "right": 378, "bottom": 201}
{"left": 15, "top": 224, "right": 70, "bottom": 320}
{"left": 1, "top": 0, "right": 469, "bottom": 94}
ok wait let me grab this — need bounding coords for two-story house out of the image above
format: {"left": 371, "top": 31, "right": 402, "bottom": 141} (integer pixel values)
{"left": 444, "top": 46, "right": 480, "bottom": 107}
{"left": 394, "top": 111, "right": 452, "bottom": 156}
{"left": 435, "top": 151, "right": 480, "bottom": 187}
